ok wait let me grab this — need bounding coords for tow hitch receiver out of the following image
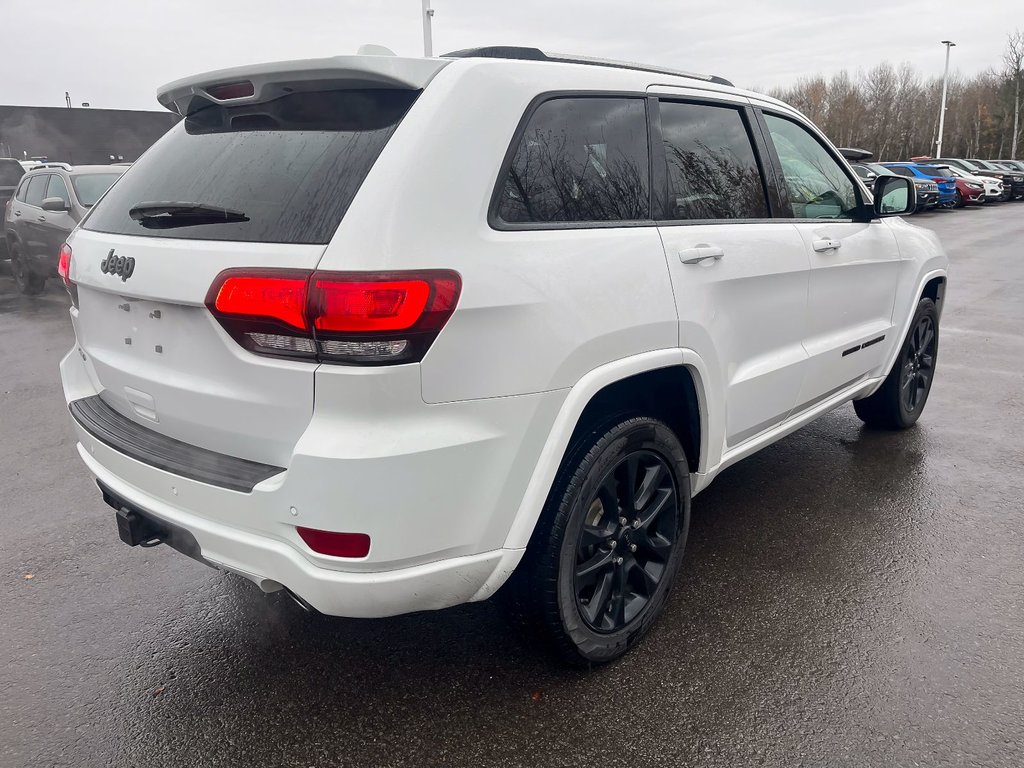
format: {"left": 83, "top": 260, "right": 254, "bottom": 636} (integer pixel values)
{"left": 115, "top": 506, "right": 166, "bottom": 547}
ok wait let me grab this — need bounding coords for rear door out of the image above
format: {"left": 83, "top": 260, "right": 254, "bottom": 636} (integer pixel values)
{"left": 21, "top": 174, "right": 50, "bottom": 260}
{"left": 757, "top": 111, "right": 900, "bottom": 410}
{"left": 651, "top": 90, "right": 811, "bottom": 450}
{"left": 69, "top": 86, "right": 420, "bottom": 467}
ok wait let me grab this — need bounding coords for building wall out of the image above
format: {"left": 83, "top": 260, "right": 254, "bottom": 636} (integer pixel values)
{"left": 0, "top": 105, "right": 179, "bottom": 164}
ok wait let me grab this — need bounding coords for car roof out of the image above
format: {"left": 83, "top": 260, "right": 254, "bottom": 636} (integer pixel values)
{"left": 156, "top": 49, "right": 797, "bottom": 119}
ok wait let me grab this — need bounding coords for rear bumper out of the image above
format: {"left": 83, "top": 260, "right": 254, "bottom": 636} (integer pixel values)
{"left": 61, "top": 347, "right": 565, "bottom": 616}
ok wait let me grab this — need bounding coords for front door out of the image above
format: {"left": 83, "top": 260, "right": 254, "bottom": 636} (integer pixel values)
{"left": 759, "top": 112, "right": 900, "bottom": 411}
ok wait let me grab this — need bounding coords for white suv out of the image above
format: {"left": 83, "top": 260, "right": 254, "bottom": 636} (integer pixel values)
{"left": 59, "top": 48, "right": 947, "bottom": 664}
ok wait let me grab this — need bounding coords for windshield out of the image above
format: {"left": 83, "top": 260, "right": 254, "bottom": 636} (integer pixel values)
{"left": 969, "top": 159, "right": 998, "bottom": 170}
{"left": 71, "top": 173, "right": 123, "bottom": 207}
{"left": 84, "top": 88, "right": 418, "bottom": 244}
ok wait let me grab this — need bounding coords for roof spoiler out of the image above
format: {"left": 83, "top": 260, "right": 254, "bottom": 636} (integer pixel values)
{"left": 156, "top": 55, "right": 449, "bottom": 116}
{"left": 839, "top": 147, "right": 873, "bottom": 162}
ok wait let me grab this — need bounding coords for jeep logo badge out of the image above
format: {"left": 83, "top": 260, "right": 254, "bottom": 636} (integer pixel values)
{"left": 100, "top": 249, "right": 135, "bottom": 282}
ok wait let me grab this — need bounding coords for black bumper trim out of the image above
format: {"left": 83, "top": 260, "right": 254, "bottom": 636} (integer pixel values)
{"left": 69, "top": 395, "right": 285, "bottom": 493}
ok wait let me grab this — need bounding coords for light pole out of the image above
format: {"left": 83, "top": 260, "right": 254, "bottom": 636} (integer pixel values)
{"left": 422, "top": 0, "right": 434, "bottom": 57}
{"left": 936, "top": 40, "right": 956, "bottom": 158}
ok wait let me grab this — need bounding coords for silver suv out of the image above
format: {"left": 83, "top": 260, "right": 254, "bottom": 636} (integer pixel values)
{"left": 3, "top": 163, "right": 124, "bottom": 294}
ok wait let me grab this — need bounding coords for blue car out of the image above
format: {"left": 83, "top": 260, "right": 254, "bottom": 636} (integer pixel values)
{"left": 882, "top": 163, "right": 958, "bottom": 207}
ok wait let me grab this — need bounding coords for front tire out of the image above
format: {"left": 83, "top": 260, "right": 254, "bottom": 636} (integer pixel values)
{"left": 504, "top": 416, "right": 690, "bottom": 666}
{"left": 854, "top": 297, "right": 939, "bottom": 429}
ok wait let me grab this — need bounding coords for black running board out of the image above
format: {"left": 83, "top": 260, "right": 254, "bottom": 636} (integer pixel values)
{"left": 69, "top": 395, "right": 285, "bottom": 493}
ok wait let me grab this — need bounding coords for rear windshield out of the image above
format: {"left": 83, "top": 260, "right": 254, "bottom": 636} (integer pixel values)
{"left": 84, "top": 88, "right": 418, "bottom": 244}
{"left": 0, "top": 161, "right": 24, "bottom": 186}
{"left": 918, "top": 165, "right": 952, "bottom": 177}
{"left": 72, "top": 173, "right": 123, "bottom": 206}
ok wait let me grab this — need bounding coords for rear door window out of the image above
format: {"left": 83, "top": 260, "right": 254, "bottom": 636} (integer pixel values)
{"left": 657, "top": 101, "right": 768, "bottom": 220}
{"left": 24, "top": 175, "right": 48, "bottom": 207}
{"left": 84, "top": 88, "right": 418, "bottom": 244}
{"left": 494, "top": 97, "right": 650, "bottom": 225}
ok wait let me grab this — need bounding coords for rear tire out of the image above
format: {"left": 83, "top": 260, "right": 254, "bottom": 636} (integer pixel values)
{"left": 503, "top": 416, "right": 690, "bottom": 666}
{"left": 954, "top": 190, "right": 964, "bottom": 208}
{"left": 10, "top": 245, "right": 45, "bottom": 295}
{"left": 854, "top": 297, "right": 939, "bottom": 429}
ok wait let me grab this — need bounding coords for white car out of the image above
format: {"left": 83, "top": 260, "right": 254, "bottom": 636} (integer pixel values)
{"left": 946, "top": 165, "right": 1003, "bottom": 201}
{"left": 59, "top": 48, "right": 947, "bottom": 664}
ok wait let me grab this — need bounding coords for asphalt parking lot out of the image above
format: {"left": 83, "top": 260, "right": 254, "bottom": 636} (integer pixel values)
{"left": 2, "top": 203, "right": 1022, "bottom": 768}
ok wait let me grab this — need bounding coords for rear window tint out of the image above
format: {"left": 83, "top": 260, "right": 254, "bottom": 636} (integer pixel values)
{"left": 657, "top": 101, "right": 768, "bottom": 220}
{"left": 494, "top": 97, "right": 650, "bottom": 225}
{"left": 0, "top": 161, "right": 23, "bottom": 186}
{"left": 84, "top": 89, "right": 418, "bottom": 244}
{"left": 24, "top": 175, "right": 48, "bottom": 206}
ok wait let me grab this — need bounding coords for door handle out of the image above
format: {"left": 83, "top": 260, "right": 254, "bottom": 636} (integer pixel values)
{"left": 13, "top": 210, "right": 21, "bottom": 217}
{"left": 679, "top": 245, "right": 725, "bottom": 265}
{"left": 37, "top": 216, "right": 47, "bottom": 222}
{"left": 812, "top": 237, "right": 842, "bottom": 252}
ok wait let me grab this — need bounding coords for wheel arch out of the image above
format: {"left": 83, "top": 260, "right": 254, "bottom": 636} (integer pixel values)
{"left": 500, "top": 349, "right": 710, "bottom": 552}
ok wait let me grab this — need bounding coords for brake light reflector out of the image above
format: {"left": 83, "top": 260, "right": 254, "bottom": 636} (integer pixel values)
{"left": 205, "top": 269, "right": 461, "bottom": 365}
{"left": 206, "top": 81, "right": 255, "bottom": 100}
{"left": 212, "top": 273, "right": 309, "bottom": 331}
{"left": 313, "top": 279, "right": 431, "bottom": 332}
{"left": 296, "top": 527, "right": 371, "bottom": 558}
{"left": 57, "top": 243, "right": 78, "bottom": 306}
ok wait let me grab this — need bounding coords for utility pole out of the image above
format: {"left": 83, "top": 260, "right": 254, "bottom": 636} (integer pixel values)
{"left": 421, "top": 0, "right": 434, "bottom": 57}
{"left": 935, "top": 40, "right": 956, "bottom": 158}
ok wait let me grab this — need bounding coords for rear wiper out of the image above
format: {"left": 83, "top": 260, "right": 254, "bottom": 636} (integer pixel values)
{"left": 128, "top": 201, "right": 249, "bottom": 229}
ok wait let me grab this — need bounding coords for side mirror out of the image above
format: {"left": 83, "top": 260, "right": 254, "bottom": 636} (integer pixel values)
{"left": 872, "top": 176, "right": 915, "bottom": 217}
{"left": 41, "top": 197, "right": 69, "bottom": 212}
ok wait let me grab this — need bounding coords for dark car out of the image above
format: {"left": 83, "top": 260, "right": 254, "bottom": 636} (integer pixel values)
{"left": 0, "top": 159, "right": 26, "bottom": 258}
{"left": 966, "top": 159, "right": 1024, "bottom": 199}
{"left": 3, "top": 163, "right": 124, "bottom": 294}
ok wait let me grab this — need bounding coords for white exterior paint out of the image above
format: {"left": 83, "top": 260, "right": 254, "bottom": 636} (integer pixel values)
{"left": 60, "top": 53, "right": 948, "bottom": 617}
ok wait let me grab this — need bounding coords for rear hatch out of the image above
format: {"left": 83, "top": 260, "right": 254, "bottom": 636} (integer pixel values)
{"left": 68, "top": 58, "right": 443, "bottom": 467}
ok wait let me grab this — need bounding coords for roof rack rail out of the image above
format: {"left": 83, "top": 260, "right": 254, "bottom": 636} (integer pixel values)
{"left": 442, "top": 46, "right": 734, "bottom": 87}
{"left": 29, "top": 162, "right": 73, "bottom": 171}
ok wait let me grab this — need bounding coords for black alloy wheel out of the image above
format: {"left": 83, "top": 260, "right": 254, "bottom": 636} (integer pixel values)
{"left": 854, "top": 297, "right": 939, "bottom": 429}
{"left": 901, "top": 314, "right": 936, "bottom": 414}
{"left": 573, "top": 450, "right": 678, "bottom": 633}
{"left": 503, "top": 416, "right": 690, "bottom": 665}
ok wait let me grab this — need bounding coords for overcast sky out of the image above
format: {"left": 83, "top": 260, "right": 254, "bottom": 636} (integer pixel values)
{"left": 2, "top": 0, "right": 1019, "bottom": 111}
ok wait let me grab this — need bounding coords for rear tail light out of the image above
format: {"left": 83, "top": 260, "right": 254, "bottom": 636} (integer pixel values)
{"left": 296, "top": 527, "right": 371, "bottom": 558}
{"left": 206, "top": 269, "right": 461, "bottom": 365}
{"left": 57, "top": 243, "right": 78, "bottom": 306}
{"left": 206, "top": 81, "right": 255, "bottom": 100}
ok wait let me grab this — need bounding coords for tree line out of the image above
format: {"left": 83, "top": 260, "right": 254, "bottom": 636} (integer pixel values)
{"left": 766, "top": 31, "right": 1024, "bottom": 162}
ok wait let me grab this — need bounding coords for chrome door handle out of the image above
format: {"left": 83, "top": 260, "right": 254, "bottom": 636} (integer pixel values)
{"left": 679, "top": 245, "right": 725, "bottom": 265}
{"left": 37, "top": 216, "right": 46, "bottom": 222}
{"left": 812, "top": 238, "right": 842, "bottom": 252}
{"left": 13, "top": 210, "right": 21, "bottom": 217}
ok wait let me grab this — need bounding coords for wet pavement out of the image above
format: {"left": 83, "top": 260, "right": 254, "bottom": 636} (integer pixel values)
{"left": 2, "top": 204, "right": 1022, "bottom": 767}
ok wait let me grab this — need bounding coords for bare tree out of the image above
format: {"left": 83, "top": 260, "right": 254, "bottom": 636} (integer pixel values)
{"left": 1004, "top": 30, "right": 1024, "bottom": 159}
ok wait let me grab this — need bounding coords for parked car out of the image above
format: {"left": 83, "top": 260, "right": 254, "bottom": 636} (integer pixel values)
{"left": 946, "top": 165, "right": 1001, "bottom": 202}
{"left": 918, "top": 162, "right": 983, "bottom": 207}
{"left": 849, "top": 162, "right": 938, "bottom": 211}
{"left": 883, "top": 163, "right": 957, "bottom": 208}
{"left": 993, "top": 159, "right": 1024, "bottom": 173}
{"left": 58, "top": 48, "right": 944, "bottom": 665}
{"left": 3, "top": 163, "right": 125, "bottom": 294}
{"left": 966, "top": 159, "right": 1024, "bottom": 198}
{"left": 933, "top": 158, "right": 1016, "bottom": 200}
{"left": 0, "top": 158, "right": 25, "bottom": 259}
